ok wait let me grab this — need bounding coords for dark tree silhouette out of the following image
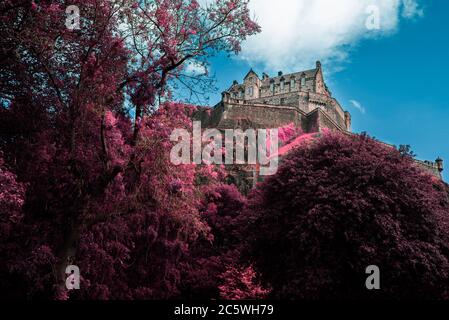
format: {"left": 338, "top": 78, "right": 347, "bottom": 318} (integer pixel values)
{"left": 181, "top": 183, "right": 268, "bottom": 299}
{"left": 242, "top": 131, "right": 449, "bottom": 299}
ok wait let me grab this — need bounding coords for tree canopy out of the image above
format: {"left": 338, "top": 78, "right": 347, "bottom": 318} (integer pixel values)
{"left": 242, "top": 131, "right": 449, "bottom": 299}
{"left": 0, "top": 0, "right": 259, "bottom": 299}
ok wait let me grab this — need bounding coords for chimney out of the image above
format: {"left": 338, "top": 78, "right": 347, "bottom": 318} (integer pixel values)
{"left": 232, "top": 80, "right": 238, "bottom": 86}
{"left": 436, "top": 157, "right": 444, "bottom": 173}
{"left": 278, "top": 71, "right": 283, "bottom": 76}
{"left": 316, "top": 61, "right": 322, "bottom": 69}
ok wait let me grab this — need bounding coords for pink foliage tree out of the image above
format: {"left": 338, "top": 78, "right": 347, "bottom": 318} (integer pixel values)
{"left": 0, "top": 0, "right": 258, "bottom": 299}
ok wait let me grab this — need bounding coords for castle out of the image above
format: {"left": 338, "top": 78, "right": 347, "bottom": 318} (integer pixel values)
{"left": 195, "top": 61, "right": 443, "bottom": 191}
{"left": 197, "top": 61, "right": 351, "bottom": 134}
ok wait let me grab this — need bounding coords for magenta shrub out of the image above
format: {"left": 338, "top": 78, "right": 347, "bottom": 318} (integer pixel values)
{"left": 242, "top": 132, "right": 449, "bottom": 299}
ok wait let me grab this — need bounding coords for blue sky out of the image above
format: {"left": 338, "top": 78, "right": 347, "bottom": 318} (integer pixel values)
{"left": 197, "top": 0, "right": 449, "bottom": 180}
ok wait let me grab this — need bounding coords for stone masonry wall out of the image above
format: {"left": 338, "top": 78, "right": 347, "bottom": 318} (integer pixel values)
{"left": 220, "top": 103, "right": 301, "bottom": 128}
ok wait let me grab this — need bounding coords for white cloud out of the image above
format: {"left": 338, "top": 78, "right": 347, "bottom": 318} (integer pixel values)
{"left": 349, "top": 99, "right": 366, "bottom": 114}
{"left": 184, "top": 60, "right": 208, "bottom": 76}
{"left": 402, "top": 0, "right": 424, "bottom": 18}
{"left": 238, "top": 0, "right": 424, "bottom": 73}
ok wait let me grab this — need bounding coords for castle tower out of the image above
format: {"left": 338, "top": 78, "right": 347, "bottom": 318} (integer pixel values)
{"left": 243, "top": 68, "right": 261, "bottom": 100}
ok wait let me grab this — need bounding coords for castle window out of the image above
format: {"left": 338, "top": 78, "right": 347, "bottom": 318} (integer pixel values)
{"left": 291, "top": 78, "right": 295, "bottom": 90}
{"left": 247, "top": 86, "right": 253, "bottom": 97}
{"left": 280, "top": 80, "right": 284, "bottom": 91}
{"left": 239, "top": 90, "right": 244, "bottom": 98}
{"left": 301, "top": 77, "right": 306, "bottom": 87}
{"left": 270, "top": 81, "right": 275, "bottom": 94}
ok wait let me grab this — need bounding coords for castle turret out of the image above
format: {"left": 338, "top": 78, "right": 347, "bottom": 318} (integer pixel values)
{"left": 436, "top": 157, "right": 444, "bottom": 173}
{"left": 222, "top": 91, "right": 230, "bottom": 103}
{"left": 344, "top": 111, "right": 351, "bottom": 131}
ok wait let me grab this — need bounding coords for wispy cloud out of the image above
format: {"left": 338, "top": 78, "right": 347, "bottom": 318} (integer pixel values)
{"left": 402, "top": 0, "right": 424, "bottom": 18}
{"left": 237, "top": 0, "right": 424, "bottom": 73}
{"left": 349, "top": 100, "right": 366, "bottom": 114}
